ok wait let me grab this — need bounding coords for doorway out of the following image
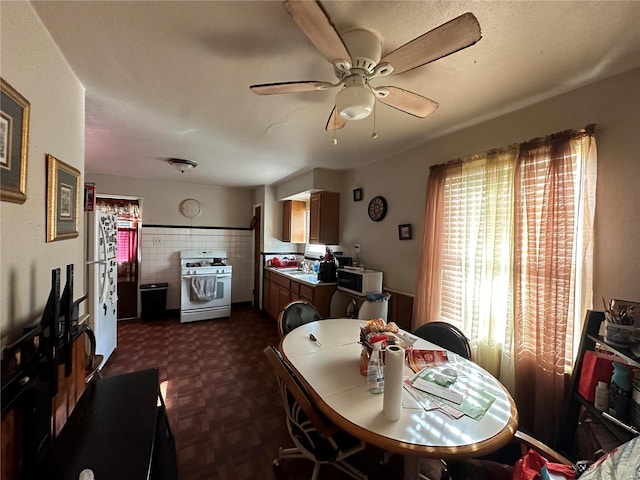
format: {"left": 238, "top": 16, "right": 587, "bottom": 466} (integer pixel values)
{"left": 95, "top": 197, "right": 141, "bottom": 320}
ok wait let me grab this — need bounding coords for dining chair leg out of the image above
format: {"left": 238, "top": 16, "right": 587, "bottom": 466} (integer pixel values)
{"left": 404, "top": 455, "right": 420, "bottom": 480}
{"left": 381, "top": 451, "right": 394, "bottom": 465}
{"left": 310, "top": 462, "right": 321, "bottom": 480}
{"left": 335, "top": 460, "right": 368, "bottom": 480}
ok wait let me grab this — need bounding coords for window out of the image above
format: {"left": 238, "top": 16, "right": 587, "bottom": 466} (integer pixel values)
{"left": 414, "top": 126, "right": 596, "bottom": 443}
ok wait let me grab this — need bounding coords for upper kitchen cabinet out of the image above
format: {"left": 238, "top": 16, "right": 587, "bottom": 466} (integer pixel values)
{"left": 309, "top": 191, "right": 339, "bottom": 245}
{"left": 282, "top": 200, "right": 306, "bottom": 243}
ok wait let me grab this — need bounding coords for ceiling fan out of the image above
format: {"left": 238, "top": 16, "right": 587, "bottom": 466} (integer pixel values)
{"left": 250, "top": 0, "right": 481, "bottom": 131}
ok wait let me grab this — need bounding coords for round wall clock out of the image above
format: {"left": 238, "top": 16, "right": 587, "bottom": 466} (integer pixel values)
{"left": 179, "top": 198, "right": 201, "bottom": 218}
{"left": 368, "top": 196, "right": 387, "bottom": 222}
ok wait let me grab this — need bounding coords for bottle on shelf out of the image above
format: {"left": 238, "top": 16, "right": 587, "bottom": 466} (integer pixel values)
{"left": 367, "top": 342, "right": 384, "bottom": 394}
{"left": 594, "top": 381, "right": 609, "bottom": 412}
{"left": 609, "top": 362, "right": 633, "bottom": 423}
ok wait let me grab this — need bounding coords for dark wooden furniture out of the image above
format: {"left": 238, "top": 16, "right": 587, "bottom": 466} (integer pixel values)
{"left": 47, "top": 368, "right": 177, "bottom": 480}
{"left": 1, "top": 266, "right": 88, "bottom": 480}
{"left": 560, "top": 310, "right": 639, "bottom": 456}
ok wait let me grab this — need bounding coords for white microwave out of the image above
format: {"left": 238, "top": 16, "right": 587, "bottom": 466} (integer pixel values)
{"left": 336, "top": 268, "right": 383, "bottom": 297}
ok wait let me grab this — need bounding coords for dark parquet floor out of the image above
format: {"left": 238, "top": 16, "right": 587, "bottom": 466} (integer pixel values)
{"left": 101, "top": 304, "right": 411, "bottom": 480}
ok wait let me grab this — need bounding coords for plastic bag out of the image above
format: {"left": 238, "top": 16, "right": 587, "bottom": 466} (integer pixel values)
{"left": 578, "top": 437, "right": 640, "bottom": 480}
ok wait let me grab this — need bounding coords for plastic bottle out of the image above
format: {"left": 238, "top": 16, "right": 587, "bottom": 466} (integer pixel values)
{"left": 367, "top": 342, "right": 384, "bottom": 394}
{"left": 594, "top": 381, "right": 609, "bottom": 411}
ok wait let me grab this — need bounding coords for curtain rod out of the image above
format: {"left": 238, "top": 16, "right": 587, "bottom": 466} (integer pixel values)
{"left": 429, "top": 123, "right": 596, "bottom": 171}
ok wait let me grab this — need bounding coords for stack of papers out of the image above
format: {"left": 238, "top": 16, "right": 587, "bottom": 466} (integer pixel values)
{"left": 404, "top": 365, "right": 497, "bottom": 421}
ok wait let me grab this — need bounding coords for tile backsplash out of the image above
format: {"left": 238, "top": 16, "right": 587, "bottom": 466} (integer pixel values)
{"left": 140, "top": 226, "right": 253, "bottom": 310}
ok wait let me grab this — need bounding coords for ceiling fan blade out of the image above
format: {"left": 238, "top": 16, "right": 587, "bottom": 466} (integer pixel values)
{"left": 283, "top": 0, "right": 350, "bottom": 64}
{"left": 376, "top": 86, "right": 439, "bottom": 118}
{"left": 381, "top": 12, "right": 481, "bottom": 76}
{"left": 250, "top": 81, "right": 329, "bottom": 95}
{"left": 325, "top": 106, "right": 347, "bottom": 131}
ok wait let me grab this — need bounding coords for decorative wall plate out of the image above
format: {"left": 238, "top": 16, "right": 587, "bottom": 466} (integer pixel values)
{"left": 180, "top": 198, "right": 201, "bottom": 218}
{"left": 368, "top": 196, "right": 387, "bottom": 222}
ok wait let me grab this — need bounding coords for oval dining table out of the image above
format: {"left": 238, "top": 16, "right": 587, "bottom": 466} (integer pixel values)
{"left": 280, "top": 319, "right": 519, "bottom": 480}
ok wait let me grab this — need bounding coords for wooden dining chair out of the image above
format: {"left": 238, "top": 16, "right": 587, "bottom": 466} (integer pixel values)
{"left": 277, "top": 300, "right": 323, "bottom": 339}
{"left": 263, "top": 345, "right": 368, "bottom": 480}
{"left": 413, "top": 322, "right": 472, "bottom": 361}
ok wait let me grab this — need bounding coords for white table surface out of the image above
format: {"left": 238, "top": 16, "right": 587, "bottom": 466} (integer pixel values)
{"left": 280, "top": 319, "right": 518, "bottom": 471}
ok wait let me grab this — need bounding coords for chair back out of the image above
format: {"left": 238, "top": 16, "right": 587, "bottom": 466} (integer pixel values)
{"left": 413, "top": 321, "right": 472, "bottom": 360}
{"left": 263, "top": 345, "right": 336, "bottom": 438}
{"left": 277, "top": 300, "right": 323, "bottom": 338}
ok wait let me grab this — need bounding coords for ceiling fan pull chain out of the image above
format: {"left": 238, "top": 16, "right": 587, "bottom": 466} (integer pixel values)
{"left": 332, "top": 112, "right": 338, "bottom": 145}
{"left": 371, "top": 102, "right": 378, "bottom": 139}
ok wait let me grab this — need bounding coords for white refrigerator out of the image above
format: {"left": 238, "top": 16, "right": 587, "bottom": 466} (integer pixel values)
{"left": 86, "top": 211, "right": 118, "bottom": 368}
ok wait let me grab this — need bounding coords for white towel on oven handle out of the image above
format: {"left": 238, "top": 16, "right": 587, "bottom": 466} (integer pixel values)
{"left": 190, "top": 275, "right": 217, "bottom": 301}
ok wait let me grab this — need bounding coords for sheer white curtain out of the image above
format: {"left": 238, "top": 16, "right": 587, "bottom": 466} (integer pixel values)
{"left": 440, "top": 148, "right": 517, "bottom": 385}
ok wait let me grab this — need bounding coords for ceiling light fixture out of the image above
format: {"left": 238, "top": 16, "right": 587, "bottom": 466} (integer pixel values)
{"left": 168, "top": 158, "right": 198, "bottom": 173}
{"left": 336, "top": 74, "right": 375, "bottom": 121}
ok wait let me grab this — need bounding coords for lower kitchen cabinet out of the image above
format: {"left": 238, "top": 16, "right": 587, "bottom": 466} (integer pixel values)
{"left": 263, "top": 269, "right": 336, "bottom": 320}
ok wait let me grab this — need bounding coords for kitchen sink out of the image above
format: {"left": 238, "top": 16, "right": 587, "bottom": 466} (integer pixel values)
{"left": 269, "top": 266, "right": 320, "bottom": 284}
{"left": 289, "top": 272, "right": 320, "bottom": 284}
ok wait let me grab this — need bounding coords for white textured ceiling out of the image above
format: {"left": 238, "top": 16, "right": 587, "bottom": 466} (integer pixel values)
{"left": 31, "top": 1, "right": 640, "bottom": 188}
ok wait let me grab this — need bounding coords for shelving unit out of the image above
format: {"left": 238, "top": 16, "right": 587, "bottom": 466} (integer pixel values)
{"left": 560, "top": 310, "right": 639, "bottom": 454}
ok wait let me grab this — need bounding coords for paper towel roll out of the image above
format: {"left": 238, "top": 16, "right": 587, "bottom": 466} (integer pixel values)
{"left": 383, "top": 345, "right": 405, "bottom": 421}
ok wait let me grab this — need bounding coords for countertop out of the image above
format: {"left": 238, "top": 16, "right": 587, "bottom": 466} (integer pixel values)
{"left": 265, "top": 266, "right": 336, "bottom": 287}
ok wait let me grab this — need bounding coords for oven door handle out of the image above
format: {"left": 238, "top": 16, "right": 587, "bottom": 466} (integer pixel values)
{"left": 181, "top": 274, "right": 231, "bottom": 279}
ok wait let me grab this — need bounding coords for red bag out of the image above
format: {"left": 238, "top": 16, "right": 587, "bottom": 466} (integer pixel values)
{"left": 511, "top": 449, "right": 575, "bottom": 480}
{"left": 577, "top": 350, "right": 617, "bottom": 401}
{"left": 512, "top": 449, "right": 547, "bottom": 480}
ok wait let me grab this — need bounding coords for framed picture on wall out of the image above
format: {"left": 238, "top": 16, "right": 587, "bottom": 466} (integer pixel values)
{"left": 1, "top": 78, "right": 30, "bottom": 204}
{"left": 46, "top": 154, "right": 80, "bottom": 242}
{"left": 353, "top": 188, "right": 363, "bottom": 202}
{"left": 398, "top": 224, "right": 412, "bottom": 240}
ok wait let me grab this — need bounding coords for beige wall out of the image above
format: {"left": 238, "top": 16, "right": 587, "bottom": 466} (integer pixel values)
{"left": 340, "top": 67, "right": 640, "bottom": 305}
{"left": 0, "top": 2, "right": 85, "bottom": 344}
{"left": 85, "top": 173, "right": 254, "bottom": 228}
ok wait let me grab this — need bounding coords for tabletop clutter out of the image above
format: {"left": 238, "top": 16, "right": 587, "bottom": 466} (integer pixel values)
{"left": 359, "top": 318, "right": 497, "bottom": 421}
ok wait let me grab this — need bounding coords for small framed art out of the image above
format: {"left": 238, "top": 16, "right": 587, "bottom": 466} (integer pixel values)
{"left": 1, "top": 78, "right": 30, "bottom": 204}
{"left": 353, "top": 188, "right": 363, "bottom": 202}
{"left": 47, "top": 154, "right": 80, "bottom": 242}
{"left": 398, "top": 224, "right": 412, "bottom": 240}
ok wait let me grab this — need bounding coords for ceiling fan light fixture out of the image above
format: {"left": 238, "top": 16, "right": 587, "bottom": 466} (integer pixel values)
{"left": 168, "top": 158, "right": 198, "bottom": 173}
{"left": 336, "top": 85, "right": 375, "bottom": 120}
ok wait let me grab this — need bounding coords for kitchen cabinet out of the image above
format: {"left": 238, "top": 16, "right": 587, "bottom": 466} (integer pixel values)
{"left": 282, "top": 200, "right": 306, "bottom": 243}
{"left": 560, "top": 310, "right": 638, "bottom": 456}
{"left": 263, "top": 269, "right": 336, "bottom": 320}
{"left": 264, "top": 269, "right": 291, "bottom": 321}
{"left": 309, "top": 191, "right": 340, "bottom": 245}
